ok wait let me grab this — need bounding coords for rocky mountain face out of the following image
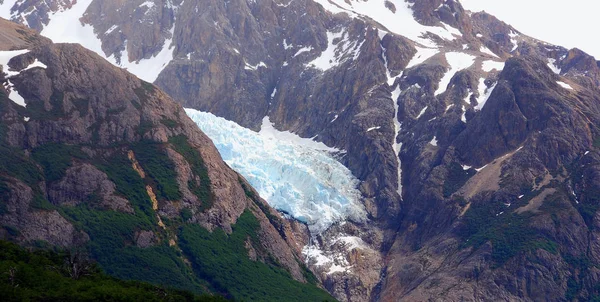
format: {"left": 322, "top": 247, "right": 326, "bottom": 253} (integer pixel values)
{"left": 0, "top": 18, "right": 333, "bottom": 301}
{"left": 3, "top": 0, "right": 600, "bottom": 301}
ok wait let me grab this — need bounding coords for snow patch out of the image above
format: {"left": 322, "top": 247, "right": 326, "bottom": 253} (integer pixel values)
{"left": 0, "top": 49, "right": 30, "bottom": 76}
{"left": 416, "top": 106, "right": 428, "bottom": 119}
{"left": 294, "top": 46, "right": 313, "bottom": 57}
{"left": 547, "top": 58, "right": 561, "bottom": 74}
{"left": 39, "top": 0, "right": 176, "bottom": 83}
{"left": 391, "top": 86, "right": 403, "bottom": 197}
{"left": 312, "top": 0, "right": 462, "bottom": 47}
{"left": 244, "top": 61, "right": 267, "bottom": 70}
{"left": 429, "top": 136, "right": 438, "bottom": 146}
{"left": 185, "top": 109, "right": 366, "bottom": 233}
{"left": 557, "top": 81, "right": 573, "bottom": 90}
{"left": 475, "top": 78, "right": 496, "bottom": 110}
{"left": 302, "top": 235, "right": 370, "bottom": 275}
{"left": 482, "top": 60, "right": 504, "bottom": 72}
{"left": 406, "top": 46, "right": 438, "bottom": 69}
{"left": 366, "top": 126, "right": 381, "bottom": 132}
{"left": 307, "top": 29, "right": 363, "bottom": 71}
{"left": 480, "top": 45, "right": 499, "bottom": 58}
{"left": 509, "top": 31, "right": 519, "bottom": 52}
{"left": 435, "top": 52, "right": 476, "bottom": 95}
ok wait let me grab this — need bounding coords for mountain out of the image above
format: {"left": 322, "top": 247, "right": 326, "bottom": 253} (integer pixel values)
{"left": 0, "top": 240, "right": 227, "bottom": 301}
{"left": 0, "top": 18, "right": 333, "bottom": 301}
{"left": 3, "top": 0, "right": 600, "bottom": 301}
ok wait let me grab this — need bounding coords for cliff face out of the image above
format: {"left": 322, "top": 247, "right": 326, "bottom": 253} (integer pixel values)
{"left": 0, "top": 19, "right": 333, "bottom": 301}
{"left": 4, "top": 1, "right": 600, "bottom": 301}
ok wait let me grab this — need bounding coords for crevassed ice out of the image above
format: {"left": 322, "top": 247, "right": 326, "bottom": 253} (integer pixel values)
{"left": 185, "top": 109, "right": 366, "bottom": 234}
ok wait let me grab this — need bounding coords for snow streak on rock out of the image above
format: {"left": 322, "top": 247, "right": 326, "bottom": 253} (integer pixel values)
{"left": 436, "top": 52, "right": 476, "bottom": 95}
{"left": 185, "top": 109, "right": 366, "bottom": 234}
{"left": 312, "top": 0, "right": 460, "bottom": 47}
{"left": 12, "top": 0, "right": 177, "bottom": 83}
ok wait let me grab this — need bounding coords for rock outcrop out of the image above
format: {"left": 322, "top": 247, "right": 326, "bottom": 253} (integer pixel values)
{"left": 0, "top": 19, "right": 332, "bottom": 301}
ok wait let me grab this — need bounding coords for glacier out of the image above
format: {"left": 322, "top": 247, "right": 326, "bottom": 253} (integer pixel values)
{"left": 185, "top": 109, "right": 366, "bottom": 234}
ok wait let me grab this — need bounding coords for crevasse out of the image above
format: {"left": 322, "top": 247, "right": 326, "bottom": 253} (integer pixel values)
{"left": 185, "top": 109, "right": 366, "bottom": 234}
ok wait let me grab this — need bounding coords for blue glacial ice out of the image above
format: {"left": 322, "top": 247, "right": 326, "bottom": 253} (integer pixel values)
{"left": 185, "top": 109, "right": 366, "bottom": 233}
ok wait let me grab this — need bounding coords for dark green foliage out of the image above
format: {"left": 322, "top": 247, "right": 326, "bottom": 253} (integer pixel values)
{"left": 443, "top": 162, "right": 475, "bottom": 198}
{"left": 3, "top": 225, "right": 20, "bottom": 237}
{"left": 0, "top": 240, "right": 227, "bottom": 302}
{"left": 161, "top": 119, "right": 179, "bottom": 129}
{"left": 137, "top": 120, "right": 154, "bottom": 136}
{"left": 132, "top": 141, "right": 182, "bottom": 201}
{"left": 459, "top": 198, "right": 558, "bottom": 265}
{"left": 72, "top": 98, "right": 89, "bottom": 116}
{"left": 169, "top": 136, "right": 213, "bottom": 210}
{"left": 134, "top": 81, "right": 156, "bottom": 104}
{"left": 31, "top": 143, "right": 88, "bottom": 183}
{"left": 106, "top": 106, "right": 127, "bottom": 115}
{"left": 0, "top": 145, "right": 42, "bottom": 186}
{"left": 30, "top": 191, "right": 55, "bottom": 211}
{"left": 26, "top": 90, "right": 65, "bottom": 120}
{"left": 93, "top": 152, "right": 156, "bottom": 224}
{"left": 60, "top": 205, "right": 204, "bottom": 293}
{"left": 181, "top": 208, "right": 193, "bottom": 222}
{"left": 179, "top": 211, "right": 335, "bottom": 302}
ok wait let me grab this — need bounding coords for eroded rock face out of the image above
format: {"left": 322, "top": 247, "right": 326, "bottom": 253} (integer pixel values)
{"left": 5, "top": 0, "right": 600, "bottom": 301}
{"left": 0, "top": 20, "right": 320, "bottom": 297}
{"left": 48, "top": 163, "right": 133, "bottom": 213}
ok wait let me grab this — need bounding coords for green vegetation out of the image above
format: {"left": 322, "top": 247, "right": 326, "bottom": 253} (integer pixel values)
{"left": 60, "top": 203, "right": 205, "bottom": 293}
{"left": 161, "top": 118, "right": 180, "bottom": 129}
{"left": 134, "top": 81, "right": 156, "bottom": 104}
{"left": 179, "top": 211, "right": 335, "bottom": 302}
{"left": 459, "top": 196, "right": 558, "bottom": 265}
{"left": 0, "top": 144, "right": 42, "bottom": 186}
{"left": 0, "top": 240, "right": 226, "bottom": 301}
{"left": 443, "top": 162, "right": 475, "bottom": 198}
{"left": 132, "top": 141, "right": 183, "bottom": 201}
{"left": 181, "top": 208, "right": 193, "bottom": 222}
{"left": 94, "top": 152, "right": 156, "bottom": 224}
{"left": 31, "top": 143, "right": 88, "bottom": 183}
{"left": 169, "top": 135, "right": 214, "bottom": 211}
{"left": 27, "top": 90, "right": 65, "bottom": 120}
{"left": 137, "top": 120, "right": 154, "bottom": 136}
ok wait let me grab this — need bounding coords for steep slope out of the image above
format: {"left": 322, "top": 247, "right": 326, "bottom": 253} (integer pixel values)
{"left": 0, "top": 19, "right": 333, "bottom": 301}
{"left": 0, "top": 240, "right": 227, "bottom": 301}
{"left": 4, "top": 0, "right": 600, "bottom": 301}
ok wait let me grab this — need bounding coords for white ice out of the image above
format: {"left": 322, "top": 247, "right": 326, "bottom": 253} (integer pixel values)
{"left": 39, "top": 0, "right": 175, "bottom": 83}
{"left": 185, "top": 109, "right": 366, "bottom": 234}
{"left": 475, "top": 78, "right": 496, "bottom": 110}
{"left": 547, "top": 58, "right": 561, "bottom": 74}
{"left": 307, "top": 29, "right": 363, "bottom": 71}
{"left": 406, "top": 46, "right": 439, "bottom": 69}
{"left": 416, "top": 106, "right": 428, "bottom": 119}
{"left": 557, "top": 81, "right": 573, "bottom": 90}
{"left": 480, "top": 45, "right": 499, "bottom": 58}
{"left": 435, "top": 52, "right": 476, "bottom": 95}
{"left": 0, "top": 49, "right": 32, "bottom": 107}
{"left": 482, "top": 60, "right": 504, "bottom": 72}
{"left": 312, "top": 0, "right": 460, "bottom": 47}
